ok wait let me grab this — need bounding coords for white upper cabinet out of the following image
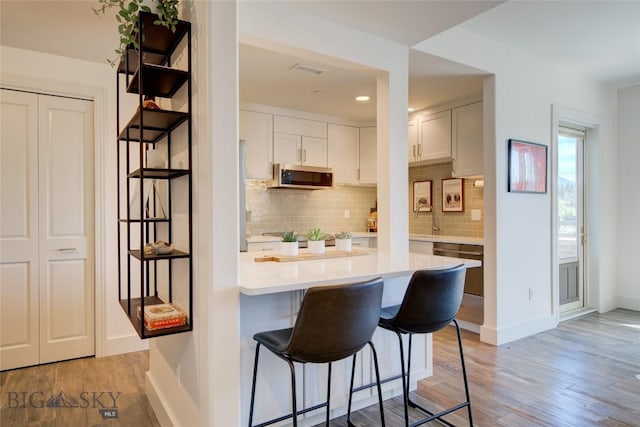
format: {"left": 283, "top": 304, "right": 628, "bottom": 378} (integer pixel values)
{"left": 359, "top": 126, "right": 377, "bottom": 184}
{"left": 418, "top": 109, "right": 452, "bottom": 161}
{"left": 328, "top": 124, "right": 359, "bottom": 185}
{"left": 451, "top": 101, "right": 483, "bottom": 177}
{"left": 300, "top": 136, "right": 327, "bottom": 167}
{"left": 408, "top": 118, "right": 419, "bottom": 162}
{"left": 240, "top": 109, "right": 273, "bottom": 179}
{"left": 273, "top": 133, "right": 327, "bottom": 167}
{"left": 273, "top": 115, "right": 327, "bottom": 138}
{"left": 273, "top": 115, "right": 328, "bottom": 167}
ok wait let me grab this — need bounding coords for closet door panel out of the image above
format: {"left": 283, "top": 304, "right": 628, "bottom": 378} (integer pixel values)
{"left": 38, "top": 95, "right": 95, "bottom": 364}
{"left": 0, "top": 89, "right": 39, "bottom": 370}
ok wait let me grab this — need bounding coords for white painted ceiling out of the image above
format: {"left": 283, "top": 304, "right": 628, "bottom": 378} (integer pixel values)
{"left": 2, "top": 1, "right": 639, "bottom": 123}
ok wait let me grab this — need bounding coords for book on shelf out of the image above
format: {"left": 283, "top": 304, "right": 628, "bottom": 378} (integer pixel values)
{"left": 137, "top": 302, "right": 187, "bottom": 330}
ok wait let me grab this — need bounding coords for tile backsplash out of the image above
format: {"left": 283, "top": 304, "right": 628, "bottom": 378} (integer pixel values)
{"left": 409, "top": 162, "right": 484, "bottom": 237}
{"left": 245, "top": 162, "right": 483, "bottom": 238}
{"left": 245, "top": 181, "right": 377, "bottom": 236}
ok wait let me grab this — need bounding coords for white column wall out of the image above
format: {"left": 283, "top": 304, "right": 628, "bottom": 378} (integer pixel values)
{"left": 414, "top": 27, "right": 619, "bottom": 344}
{"left": 616, "top": 84, "right": 640, "bottom": 310}
{"left": 145, "top": 1, "right": 242, "bottom": 426}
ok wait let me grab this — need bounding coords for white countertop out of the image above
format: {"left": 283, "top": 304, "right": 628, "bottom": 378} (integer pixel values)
{"left": 409, "top": 234, "right": 484, "bottom": 245}
{"left": 239, "top": 248, "right": 481, "bottom": 296}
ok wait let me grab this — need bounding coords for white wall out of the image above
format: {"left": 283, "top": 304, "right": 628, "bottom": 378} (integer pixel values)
{"left": 0, "top": 45, "right": 148, "bottom": 356}
{"left": 414, "top": 27, "right": 619, "bottom": 344}
{"left": 616, "top": 84, "right": 640, "bottom": 310}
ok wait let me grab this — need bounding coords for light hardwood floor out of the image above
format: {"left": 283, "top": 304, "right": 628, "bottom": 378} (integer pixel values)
{"left": 1, "top": 350, "right": 159, "bottom": 427}
{"left": 2, "top": 309, "right": 638, "bottom": 426}
{"left": 333, "top": 308, "right": 640, "bottom": 427}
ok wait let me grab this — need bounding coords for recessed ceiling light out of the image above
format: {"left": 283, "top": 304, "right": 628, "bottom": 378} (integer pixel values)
{"left": 408, "top": 107, "right": 415, "bottom": 112}
{"left": 355, "top": 95, "right": 370, "bottom": 102}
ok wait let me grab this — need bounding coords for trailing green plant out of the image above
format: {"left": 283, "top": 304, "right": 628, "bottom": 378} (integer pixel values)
{"left": 92, "top": 0, "right": 180, "bottom": 66}
{"left": 335, "top": 231, "right": 352, "bottom": 240}
{"left": 281, "top": 230, "right": 299, "bottom": 243}
{"left": 305, "top": 228, "right": 330, "bottom": 241}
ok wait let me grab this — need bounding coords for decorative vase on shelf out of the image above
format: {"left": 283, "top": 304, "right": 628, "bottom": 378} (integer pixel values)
{"left": 146, "top": 148, "right": 164, "bottom": 168}
{"left": 307, "top": 240, "right": 325, "bottom": 255}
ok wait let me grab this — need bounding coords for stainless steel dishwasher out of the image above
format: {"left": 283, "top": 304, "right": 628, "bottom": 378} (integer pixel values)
{"left": 433, "top": 242, "right": 483, "bottom": 296}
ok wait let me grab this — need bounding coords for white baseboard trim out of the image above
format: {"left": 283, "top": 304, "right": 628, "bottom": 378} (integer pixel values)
{"left": 480, "top": 314, "right": 557, "bottom": 346}
{"left": 101, "top": 334, "right": 148, "bottom": 357}
{"left": 146, "top": 371, "right": 175, "bottom": 427}
{"left": 456, "top": 319, "right": 481, "bottom": 334}
{"left": 616, "top": 296, "right": 640, "bottom": 311}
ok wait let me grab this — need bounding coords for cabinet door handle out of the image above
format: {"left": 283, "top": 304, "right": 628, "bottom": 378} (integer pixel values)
{"left": 297, "top": 148, "right": 301, "bottom": 162}
{"left": 357, "top": 168, "right": 360, "bottom": 180}
{"left": 412, "top": 145, "right": 416, "bottom": 158}
{"left": 417, "top": 144, "right": 422, "bottom": 158}
{"left": 303, "top": 149, "right": 307, "bottom": 162}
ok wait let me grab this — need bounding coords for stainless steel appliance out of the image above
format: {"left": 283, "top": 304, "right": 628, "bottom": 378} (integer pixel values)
{"left": 267, "top": 164, "right": 333, "bottom": 190}
{"left": 432, "top": 242, "right": 483, "bottom": 296}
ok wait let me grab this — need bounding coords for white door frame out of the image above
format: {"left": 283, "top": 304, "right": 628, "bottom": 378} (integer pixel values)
{"left": 557, "top": 126, "right": 586, "bottom": 313}
{"left": 551, "top": 105, "right": 599, "bottom": 321}
{"left": 1, "top": 73, "right": 108, "bottom": 357}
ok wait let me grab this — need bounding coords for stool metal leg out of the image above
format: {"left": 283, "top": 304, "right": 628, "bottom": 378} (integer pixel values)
{"left": 287, "top": 359, "right": 298, "bottom": 427}
{"left": 368, "top": 341, "right": 386, "bottom": 427}
{"left": 347, "top": 354, "right": 357, "bottom": 427}
{"left": 401, "top": 323, "right": 473, "bottom": 427}
{"left": 453, "top": 319, "right": 473, "bottom": 426}
{"left": 406, "top": 333, "right": 418, "bottom": 409}
{"left": 395, "top": 331, "right": 410, "bottom": 426}
{"left": 326, "top": 362, "right": 332, "bottom": 426}
{"left": 248, "top": 343, "right": 261, "bottom": 427}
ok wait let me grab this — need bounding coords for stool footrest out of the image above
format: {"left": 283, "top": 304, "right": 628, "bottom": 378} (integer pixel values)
{"left": 351, "top": 372, "right": 404, "bottom": 393}
{"left": 253, "top": 402, "right": 327, "bottom": 427}
{"left": 408, "top": 397, "right": 470, "bottom": 427}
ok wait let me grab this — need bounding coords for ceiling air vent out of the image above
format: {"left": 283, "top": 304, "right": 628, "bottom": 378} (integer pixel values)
{"left": 290, "top": 63, "right": 326, "bottom": 75}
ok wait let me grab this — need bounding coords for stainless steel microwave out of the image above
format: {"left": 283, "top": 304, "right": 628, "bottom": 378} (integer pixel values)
{"left": 267, "top": 164, "right": 333, "bottom": 189}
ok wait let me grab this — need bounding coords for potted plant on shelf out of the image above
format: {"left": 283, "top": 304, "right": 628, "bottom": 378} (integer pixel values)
{"left": 335, "top": 231, "right": 353, "bottom": 252}
{"left": 305, "top": 228, "right": 330, "bottom": 255}
{"left": 280, "top": 230, "right": 300, "bottom": 257}
{"left": 92, "top": 0, "right": 180, "bottom": 66}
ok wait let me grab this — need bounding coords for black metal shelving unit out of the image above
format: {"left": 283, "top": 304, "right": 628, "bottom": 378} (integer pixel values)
{"left": 116, "top": 11, "right": 192, "bottom": 339}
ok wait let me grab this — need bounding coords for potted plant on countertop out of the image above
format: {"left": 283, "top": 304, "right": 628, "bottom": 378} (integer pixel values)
{"left": 335, "top": 231, "right": 353, "bottom": 252}
{"left": 280, "top": 230, "right": 300, "bottom": 257}
{"left": 305, "top": 228, "right": 330, "bottom": 255}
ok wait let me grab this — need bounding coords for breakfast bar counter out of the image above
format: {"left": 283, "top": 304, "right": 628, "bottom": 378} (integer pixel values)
{"left": 239, "top": 249, "right": 480, "bottom": 426}
{"left": 239, "top": 248, "right": 480, "bottom": 295}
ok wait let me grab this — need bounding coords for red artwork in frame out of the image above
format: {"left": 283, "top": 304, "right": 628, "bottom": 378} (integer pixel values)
{"left": 508, "top": 139, "right": 548, "bottom": 193}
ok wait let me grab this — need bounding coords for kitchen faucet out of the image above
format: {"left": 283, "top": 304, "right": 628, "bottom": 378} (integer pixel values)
{"left": 415, "top": 198, "right": 440, "bottom": 234}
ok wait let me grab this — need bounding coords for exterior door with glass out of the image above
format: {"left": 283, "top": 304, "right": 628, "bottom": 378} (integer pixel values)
{"left": 558, "top": 127, "right": 586, "bottom": 313}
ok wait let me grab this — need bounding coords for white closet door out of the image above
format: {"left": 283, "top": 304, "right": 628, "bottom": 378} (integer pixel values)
{"left": 0, "top": 89, "right": 40, "bottom": 370}
{"left": 37, "top": 95, "right": 94, "bottom": 364}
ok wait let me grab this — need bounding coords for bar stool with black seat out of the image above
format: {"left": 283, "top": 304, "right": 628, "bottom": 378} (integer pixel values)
{"left": 378, "top": 264, "right": 473, "bottom": 427}
{"left": 248, "top": 277, "right": 386, "bottom": 427}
